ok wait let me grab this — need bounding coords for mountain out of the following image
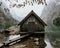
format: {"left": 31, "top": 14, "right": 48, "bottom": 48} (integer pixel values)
{"left": 41, "top": 0, "right": 60, "bottom": 34}
{"left": 0, "top": 8, "right": 18, "bottom": 30}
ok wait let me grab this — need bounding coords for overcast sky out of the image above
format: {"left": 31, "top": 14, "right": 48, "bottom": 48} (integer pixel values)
{"left": 0, "top": 0, "right": 50, "bottom": 21}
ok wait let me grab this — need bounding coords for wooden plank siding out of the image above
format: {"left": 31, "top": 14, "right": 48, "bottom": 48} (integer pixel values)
{"left": 20, "top": 14, "right": 44, "bottom": 32}
{"left": 18, "top": 10, "right": 47, "bottom": 34}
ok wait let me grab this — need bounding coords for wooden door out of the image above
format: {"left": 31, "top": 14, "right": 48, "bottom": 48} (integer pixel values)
{"left": 27, "top": 22, "right": 35, "bottom": 32}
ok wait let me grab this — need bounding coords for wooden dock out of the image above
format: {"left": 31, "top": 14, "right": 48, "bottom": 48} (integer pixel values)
{"left": 0, "top": 34, "right": 29, "bottom": 48}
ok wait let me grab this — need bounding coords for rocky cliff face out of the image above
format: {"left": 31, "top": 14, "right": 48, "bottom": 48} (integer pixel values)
{"left": 41, "top": 0, "right": 60, "bottom": 34}
{"left": 0, "top": 8, "right": 18, "bottom": 30}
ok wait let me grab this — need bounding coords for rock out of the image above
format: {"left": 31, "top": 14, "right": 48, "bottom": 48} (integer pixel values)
{"left": 34, "top": 42, "right": 39, "bottom": 46}
{"left": 15, "top": 45, "right": 27, "bottom": 48}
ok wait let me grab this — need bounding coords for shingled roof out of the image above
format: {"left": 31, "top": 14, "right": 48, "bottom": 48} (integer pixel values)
{"left": 18, "top": 10, "right": 47, "bottom": 26}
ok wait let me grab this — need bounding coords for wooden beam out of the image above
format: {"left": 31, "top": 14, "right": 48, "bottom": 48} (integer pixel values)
{"left": 19, "top": 32, "right": 46, "bottom": 34}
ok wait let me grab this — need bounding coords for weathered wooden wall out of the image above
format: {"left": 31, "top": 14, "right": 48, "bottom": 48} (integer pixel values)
{"left": 20, "top": 15, "right": 44, "bottom": 32}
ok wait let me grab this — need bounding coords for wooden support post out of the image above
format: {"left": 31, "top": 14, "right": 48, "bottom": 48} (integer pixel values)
{"left": 38, "top": 33, "right": 47, "bottom": 48}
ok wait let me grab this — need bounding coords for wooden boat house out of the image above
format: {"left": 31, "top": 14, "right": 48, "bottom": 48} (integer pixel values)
{"left": 18, "top": 10, "right": 47, "bottom": 48}
{"left": 18, "top": 10, "right": 47, "bottom": 33}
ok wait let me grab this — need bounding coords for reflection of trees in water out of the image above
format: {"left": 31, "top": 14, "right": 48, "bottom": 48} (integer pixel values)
{"left": 47, "top": 33, "right": 60, "bottom": 48}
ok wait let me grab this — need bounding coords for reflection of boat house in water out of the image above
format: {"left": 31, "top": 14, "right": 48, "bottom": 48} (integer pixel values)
{"left": 18, "top": 10, "right": 47, "bottom": 48}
